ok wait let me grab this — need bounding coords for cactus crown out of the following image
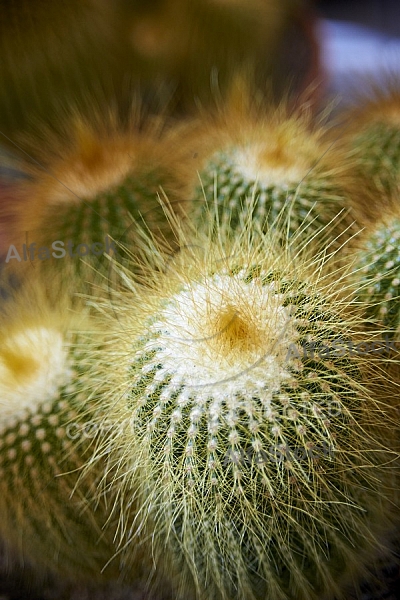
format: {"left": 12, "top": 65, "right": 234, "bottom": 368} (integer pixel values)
{"left": 0, "top": 326, "right": 68, "bottom": 421}
{"left": 14, "top": 110, "right": 179, "bottom": 238}
{"left": 0, "top": 282, "right": 81, "bottom": 422}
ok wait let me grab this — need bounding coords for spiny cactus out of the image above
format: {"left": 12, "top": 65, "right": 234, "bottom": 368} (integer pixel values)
{"left": 351, "top": 120, "right": 400, "bottom": 190}
{"left": 6, "top": 114, "right": 184, "bottom": 290}
{"left": 335, "top": 86, "right": 400, "bottom": 199}
{"left": 355, "top": 210, "right": 400, "bottom": 336}
{"left": 179, "top": 97, "right": 356, "bottom": 247}
{"left": 90, "top": 217, "right": 400, "bottom": 600}
{"left": 0, "top": 280, "right": 147, "bottom": 582}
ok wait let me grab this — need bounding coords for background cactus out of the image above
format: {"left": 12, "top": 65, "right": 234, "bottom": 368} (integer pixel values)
{"left": 350, "top": 119, "right": 400, "bottom": 191}
{"left": 355, "top": 208, "right": 400, "bottom": 337}
{"left": 89, "top": 219, "right": 400, "bottom": 600}
{"left": 175, "top": 96, "right": 358, "bottom": 249}
{"left": 0, "top": 279, "right": 151, "bottom": 583}
{"left": 6, "top": 114, "right": 185, "bottom": 293}
{"left": 0, "top": 0, "right": 311, "bottom": 147}
{"left": 125, "top": 0, "right": 306, "bottom": 111}
{"left": 333, "top": 86, "right": 400, "bottom": 208}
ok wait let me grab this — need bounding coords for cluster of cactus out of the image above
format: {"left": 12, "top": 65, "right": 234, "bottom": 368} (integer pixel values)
{"left": 2, "top": 84, "right": 400, "bottom": 600}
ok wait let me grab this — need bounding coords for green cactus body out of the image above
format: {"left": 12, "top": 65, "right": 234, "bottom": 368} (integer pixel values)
{"left": 7, "top": 122, "right": 183, "bottom": 293}
{"left": 0, "top": 313, "right": 124, "bottom": 580}
{"left": 350, "top": 121, "right": 400, "bottom": 191}
{"left": 99, "top": 233, "right": 399, "bottom": 600}
{"left": 23, "top": 169, "right": 170, "bottom": 285}
{"left": 192, "top": 146, "right": 351, "bottom": 242}
{"left": 356, "top": 217, "right": 400, "bottom": 335}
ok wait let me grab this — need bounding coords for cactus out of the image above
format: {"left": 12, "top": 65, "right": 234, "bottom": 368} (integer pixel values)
{"left": 0, "top": 280, "right": 149, "bottom": 582}
{"left": 91, "top": 218, "right": 400, "bottom": 600}
{"left": 335, "top": 86, "right": 400, "bottom": 200}
{"left": 182, "top": 103, "right": 356, "bottom": 247}
{"left": 355, "top": 211, "right": 400, "bottom": 336}
{"left": 350, "top": 120, "right": 400, "bottom": 191}
{"left": 6, "top": 115, "right": 184, "bottom": 291}
{"left": 128, "top": 0, "right": 300, "bottom": 112}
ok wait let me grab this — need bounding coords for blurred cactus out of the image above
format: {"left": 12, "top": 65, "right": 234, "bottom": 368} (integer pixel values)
{"left": 0, "top": 282, "right": 148, "bottom": 581}
{"left": 172, "top": 95, "right": 358, "bottom": 249}
{"left": 333, "top": 86, "right": 400, "bottom": 207}
{"left": 4, "top": 114, "right": 187, "bottom": 293}
{"left": 0, "top": 0, "right": 313, "bottom": 150}
{"left": 356, "top": 210, "right": 400, "bottom": 337}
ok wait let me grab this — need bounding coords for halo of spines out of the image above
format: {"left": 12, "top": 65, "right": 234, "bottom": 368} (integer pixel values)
{"left": 88, "top": 215, "right": 400, "bottom": 600}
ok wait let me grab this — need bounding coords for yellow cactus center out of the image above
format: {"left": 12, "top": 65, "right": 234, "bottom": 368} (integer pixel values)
{"left": 0, "top": 327, "right": 68, "bottom": 422}
{"left": 0, "top": 348, "right": 40, "bottom": 382}
{"left": 147, "top": 271, "right": 299, "bottom": 398}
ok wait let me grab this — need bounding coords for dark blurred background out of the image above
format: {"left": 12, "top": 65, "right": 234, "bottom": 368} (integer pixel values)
{"left": 319, "top": 0, "right": 400, "bottom": 35}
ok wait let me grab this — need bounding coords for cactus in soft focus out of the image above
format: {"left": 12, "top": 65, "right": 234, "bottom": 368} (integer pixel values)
{"left": 333, "top": 88, "right": 400, "bottom": 336}
{"left": 335, "top": 86, "right": 400, "bottom": 202}
{"left": 351, "top": 120, "right": 400, "bottom": 190}
{"left": 179, "top": 99, "right": 357, "bottom": 247}
{"left": 0, "top": 281, "right": 147, "bottom": 581}
{"left": 355, "top": 210, "right": 400, "bottom": 336}
{"left": 7, "top": 115, "right": 184, "bottom": 290}
{"left": 90, "top": 217, "right": 399, "bottom": 600}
